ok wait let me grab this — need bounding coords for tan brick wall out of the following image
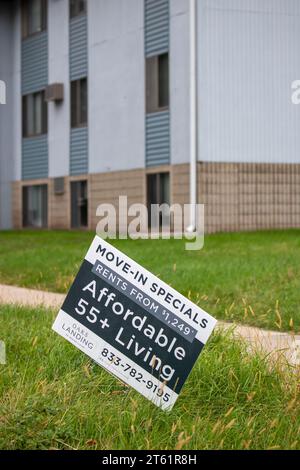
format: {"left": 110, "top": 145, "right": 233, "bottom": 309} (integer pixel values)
{"left": 12, "top": 178, "right": 49, "bottom": 229}
{"left": 171, "top": 164, "right": 189, "bottom": 207}
{"left": 11, "top": 181, "right": 22, "bottom": 229}
{"left": 48, "top": 177, "right": 71, "bottom": 229}
{"left": 12, "top": 177, "right": 71, "bottom": 230}
{"left": 196, "top": 162, "right": 300, "bottom": 233}
{"left": 90, "top": 169, "right": 146, "bottom": 230}
{"left": 11, "top": 163, "right": 300, "bottom": 233}
{"left": 11, "top": 169, "right": 145, "bottom": 230}
{"left": 198, "top": 162, "right": 240, "bottom": 232}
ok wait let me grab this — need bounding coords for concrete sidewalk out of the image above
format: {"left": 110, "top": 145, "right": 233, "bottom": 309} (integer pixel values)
{"left": 0, "top": 283, "right": 64, "bottom": 310}
{"left": 219, "top": 321, "right": 300, "bottom": 365}
{"left": 1, "top": 283, "right": 299, "bottom": 365}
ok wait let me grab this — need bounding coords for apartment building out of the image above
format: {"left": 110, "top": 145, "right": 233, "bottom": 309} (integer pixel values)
{"left": 0, "top": 0, "right": 300, "bottom": 233}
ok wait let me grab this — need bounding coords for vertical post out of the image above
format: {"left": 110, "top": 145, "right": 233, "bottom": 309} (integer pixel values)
{"left": 187, "top": 0, "right": 198, "bottom": 232}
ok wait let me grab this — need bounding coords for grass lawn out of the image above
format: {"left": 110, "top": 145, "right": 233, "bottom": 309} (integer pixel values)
{"left": 0, "top": 230, "right": 300, "bottom": 331}
{"left": 0, "top": 304, "right": 299, "bottom": 450}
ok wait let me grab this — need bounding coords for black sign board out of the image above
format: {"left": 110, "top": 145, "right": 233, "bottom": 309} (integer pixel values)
{"left": 53, "top": 236, "right": 217, "bottom": 410}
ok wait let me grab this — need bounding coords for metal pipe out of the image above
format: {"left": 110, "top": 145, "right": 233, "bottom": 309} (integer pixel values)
{"left": 186, "top": 0, "right": 198, "bottom": 233}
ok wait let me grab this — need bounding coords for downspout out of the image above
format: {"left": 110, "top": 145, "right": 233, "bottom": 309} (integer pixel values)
{"left": 186, "top": 0, "right": 198, "bottom": 233}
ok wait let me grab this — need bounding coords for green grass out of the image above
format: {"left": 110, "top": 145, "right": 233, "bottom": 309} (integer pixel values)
{"left": 0, "top": 229, "right": 300, "bottom": 331}
{"left": 0, "top": 304, "right": 299, "bottom": 450}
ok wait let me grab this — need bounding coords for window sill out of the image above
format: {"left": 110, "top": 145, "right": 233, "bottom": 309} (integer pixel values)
{"left": 71, "top": 124, "right": 88, "bottom": 129}
{"left": 70, "top": 12, "right": 87, "bottom": 20}
{"left": 22, "top": 133, "right": 47, "bottom": 139}
{"left": 146, "top": 107, "right": 169, "bottom": 114}
{"left": 22, "top": 29, "right": 47, "bottom": 41}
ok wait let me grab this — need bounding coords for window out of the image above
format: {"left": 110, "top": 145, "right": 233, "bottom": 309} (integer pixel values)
{"left": 158, "top": 54, "right": 169, "bottom": 109}
{"left": 22, "top": 0, "right": 47, "bottom": 38}
{"left": 147, "top": 172, "right": 170, "bottom": 226}
{"left": 22, "top": 90, "right": 48, "bottom": 137}
{"left": 22, "top": 185, "right": 48, "bottom": 228}
{"left": 71, "top": 181, "right": 88, "bottom": 228}
{"left": 70, "top": 0, "right": 87, "bottom": 18}
{"left": 71, "top": 78, "right": 88, "bottom": 128}
{"left": 146, "top": 53, "right": 169, "bottom": 113}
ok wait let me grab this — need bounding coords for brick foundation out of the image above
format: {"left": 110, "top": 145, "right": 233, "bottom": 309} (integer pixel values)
{"left": 48, "top": 177, "right": 71, "bottom": 229}
{"left": 11, "top": 163, "right": 300, "bottom": 232}
{"left": 197, "top": 162, "right": 300, "bottom": 233}
{"left": 12, "top": 169, "right": 146, "bottom": 230}
{"left": 90, "top": 168, "right": 146, "bottom": 230}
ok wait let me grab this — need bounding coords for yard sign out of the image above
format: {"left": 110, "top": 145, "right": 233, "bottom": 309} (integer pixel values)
{"left": 52, "top": 236, "right": 217, "bottom": 410}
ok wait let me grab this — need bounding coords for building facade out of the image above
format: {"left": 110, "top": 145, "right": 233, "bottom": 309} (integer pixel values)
{"left": 0, "top": 0, "right": 300, "bottom": 233}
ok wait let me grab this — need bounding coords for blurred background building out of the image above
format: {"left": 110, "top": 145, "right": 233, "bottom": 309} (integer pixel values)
{"left": 0, "top": 0, "right": 300, "bottom": 232}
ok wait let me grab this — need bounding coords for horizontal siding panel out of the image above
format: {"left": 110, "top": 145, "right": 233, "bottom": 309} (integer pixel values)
{"left": 145, "top": 13, "right": 169, "bottom": 28}
{"left": 69, "top": 14, "right": 88, "bottom": 175}
{"left": 146, "top": 111, "right": 170, "bottom": 167}
{"left": 145, "top": 40, "right": 169, "bottom": 57}
{"left": 21, "top": 32, "right": 48, "bottom": 94}
{"left": 70, "top": 15, "right": 88, "bottom": 81}
{"left": 145, "top": 0, "right": 168, "bottom": 13}
{"left": 146, "top": 118, "right": 170, "bottom": 128}
{"left": 146, "top": 136, "right": 170, "bottom": 145}
{"left": 22, "top": 135, "right": 48, "bottom": 180}
{"left": 145, "top": 0, "right": 169, "bottom": 57}
{"left": 147, "top": 145, "right": 170, "bottom": 152}
{"left": 146, "top": 19, "right": 169, "bottom": 29}
{"left": 70, "top": 127, "right": 88, "bottom": 175}
{"left": 145, "top": 44, "right": 169, "bottom": 57}
{"left": 146, "top": 4, "right": 169, "bottom": 15}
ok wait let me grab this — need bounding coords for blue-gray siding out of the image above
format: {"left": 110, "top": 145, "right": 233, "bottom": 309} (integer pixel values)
{"left": 145, "top": 0, "right": 170, "bottom": 167}
{"left": 22, "top": 135, "right": 48, "bottom": 180}
{"left": 70, "top": 14, "right": 88, "bottom": 175}
{"left": 22, "top": 31, "right": 48, "bottom": 180}
{"left": 70, "top": 127, "right": 88, "bottom": 175}
{"left": 21, "top": 31, "right": 48, "bottom": 94}
{"left": 70, "top": 15, "right": 88, "bottom": 81}
{"left": 146, "top": 111, "right": 170, "bottom": 167}
{"left": 145, "top": 0, "right": 169, "bottom": 57}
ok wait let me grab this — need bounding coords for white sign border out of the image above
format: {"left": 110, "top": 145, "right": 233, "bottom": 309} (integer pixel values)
{"left": 53, "top": 309, "right": 178, "bottom": 411}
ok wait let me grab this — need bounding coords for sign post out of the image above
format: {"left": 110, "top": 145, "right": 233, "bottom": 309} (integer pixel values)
{"left": 53, "top": 236, "right": 217, "bottom": 410}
